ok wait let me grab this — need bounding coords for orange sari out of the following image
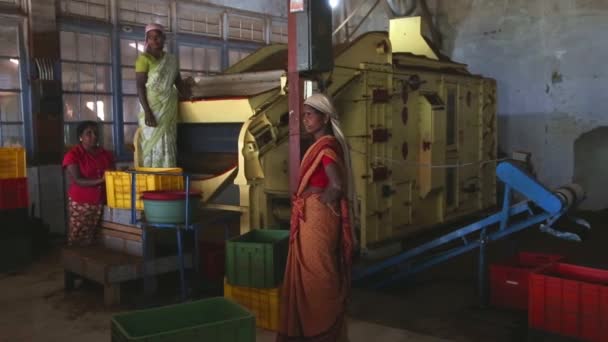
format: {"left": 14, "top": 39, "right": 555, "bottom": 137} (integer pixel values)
{"left": 277, "top": 135, "right": 354, "bottom": 342}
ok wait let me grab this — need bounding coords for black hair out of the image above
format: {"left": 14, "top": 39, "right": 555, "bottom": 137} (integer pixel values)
{"left": 76, "top": 120, "right": 99, "bottom": 138}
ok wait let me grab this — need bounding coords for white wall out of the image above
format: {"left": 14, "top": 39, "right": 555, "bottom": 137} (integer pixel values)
{"left": 435, "top": 0, "right": 608, "bottom": 209}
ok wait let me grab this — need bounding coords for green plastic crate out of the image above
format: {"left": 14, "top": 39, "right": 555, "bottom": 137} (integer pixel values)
{"left": 111, "top": 297, "right": 255, "bottom": 342}
{"left": 226, "top": 229, "right": 289, "bottom": 288}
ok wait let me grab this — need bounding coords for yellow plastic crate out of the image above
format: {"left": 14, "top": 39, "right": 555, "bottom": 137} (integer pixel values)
{"left": 105, "top": 167, "right": 183, "bottom": 210}
{"left": 0, "top": 147, "right": 26, "bottom": 179}
{"left": 223, "top": 278, "right": 280, "bottom": 331}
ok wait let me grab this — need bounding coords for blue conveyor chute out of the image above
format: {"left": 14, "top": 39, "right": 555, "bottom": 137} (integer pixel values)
{"left": 353, "top": 161, "right": 590, "bottom": 304}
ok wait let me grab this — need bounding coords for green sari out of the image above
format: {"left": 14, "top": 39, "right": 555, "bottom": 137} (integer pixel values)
{"left": 137, "top": 52, "right": 179, "bottom": 168}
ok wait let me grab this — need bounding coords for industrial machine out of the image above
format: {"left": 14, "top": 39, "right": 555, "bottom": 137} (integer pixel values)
{"left": 155, "top": 17, "right": 499, "bottom": 253}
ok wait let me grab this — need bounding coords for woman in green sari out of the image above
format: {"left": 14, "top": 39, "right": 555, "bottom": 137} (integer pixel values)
{"left": 135, "top": 23, "right": 189, "bottom": 167}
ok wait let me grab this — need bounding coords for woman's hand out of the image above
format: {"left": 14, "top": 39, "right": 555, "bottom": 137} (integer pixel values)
{"left": 320, "top": 162, "right": 343, "bottom": 211}
{"left": 66, "top": 165, "right": 106, "bottom": 187}
{"left": 144, "top": 111, "right": 157, "bottom": 127}
{"left": 320, "top": 188, "right": 339, "bottom": 206}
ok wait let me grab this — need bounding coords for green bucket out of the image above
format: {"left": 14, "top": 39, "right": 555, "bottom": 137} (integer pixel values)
{"left": 141, "top": 190, "right": 201, "bottom": 224}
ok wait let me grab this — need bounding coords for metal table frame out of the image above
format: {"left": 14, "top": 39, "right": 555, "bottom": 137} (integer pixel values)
{"left": 127, "top": 170, "right": 200, "bottom": 301}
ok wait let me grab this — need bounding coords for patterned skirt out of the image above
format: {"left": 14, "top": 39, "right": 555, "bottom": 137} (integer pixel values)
{"left": 67, "top": 197, "right": 103, "bottom": 247}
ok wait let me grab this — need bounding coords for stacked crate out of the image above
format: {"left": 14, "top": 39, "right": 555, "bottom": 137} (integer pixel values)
{"left": 101, "top": 168, "right": 183, "bottom": 256}
{"left": 0, "top": 147, "right": 30, "bottom": 272}
{"left": 491, "top": 252, "right": 608, "bottom": 341}
{"left": 528, "top": 263, "right": 608, "bottom": 342}
{"left": 223, "top": 229, "right": 289, "bottom": 331}
{"left": 490, "top": 252, "right": 564, "bottom": 310}
{"left": 111, "top": 297, "right": 256, "bottom": 341}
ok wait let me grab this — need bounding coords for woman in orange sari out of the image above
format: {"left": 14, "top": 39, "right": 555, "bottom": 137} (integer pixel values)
{"left": 277, "top": 93, "right": 358, "bottom": 342}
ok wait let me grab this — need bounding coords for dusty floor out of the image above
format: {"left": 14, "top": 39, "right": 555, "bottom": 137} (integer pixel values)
{"left": 1, "top": 210, "right": 605, "bottom": 341}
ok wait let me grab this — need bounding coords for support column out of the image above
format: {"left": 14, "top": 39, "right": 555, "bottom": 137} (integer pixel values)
{"left": 287, "top": 0, "right": 303, "bottom": 195}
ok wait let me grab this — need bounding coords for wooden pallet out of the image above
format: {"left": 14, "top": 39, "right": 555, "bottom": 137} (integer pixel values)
{"left": 62, "top": 246, "right": 192, "bottom": 306}
{"left": 100, "top": 221, "right": 143, "bottom": 256}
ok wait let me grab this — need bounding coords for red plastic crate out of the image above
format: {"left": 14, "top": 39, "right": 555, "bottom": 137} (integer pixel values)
{"left": 529, "top": 263, "right": 608, "bottom": 342}
{"left": 490, "top": 252, "right": 563, "bottom": 310}
{"left": 0, "top": 178, "right": 28, "bottom": 210}
{"left": 199, "top": 241, "right": 225, "bottom": 281}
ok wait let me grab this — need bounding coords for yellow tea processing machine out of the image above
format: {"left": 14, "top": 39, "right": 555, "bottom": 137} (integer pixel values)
{"left": 144, "top": 17, "right": 498, "bottom": 253}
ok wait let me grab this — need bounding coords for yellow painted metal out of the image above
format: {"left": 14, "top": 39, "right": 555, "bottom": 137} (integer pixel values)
{"left": 179, "top": 98, "right": 254, "bottom": 123}
{"left": 135, "top": 16, "right": 498, "bottom": 251}
{"left": 389, "top": 17, "right": 438, "bottom": 60}
{"left": 190, "top": 166, "right": 238, "bottom": 203}
{"left": 224, "top": 44, "right": 287, "bottom": 74}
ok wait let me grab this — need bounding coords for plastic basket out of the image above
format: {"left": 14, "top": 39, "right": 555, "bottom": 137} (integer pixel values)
{"left": 529, "top": 263, "right": 608, "bottom": 342}
{"left": 490, "top": 252, "right": 563, "bottom": 310}
{"left": 224, "top": 278, "right": 280, "bottom": 331}
{"left": 226, "top": 229, "right": 289, "bottom": 288}
{"left": 105, "top": 168, "right": 183, "bottom": 210}
{"left": 0, "top": 148, "right": 26, "bottom": 179}
{"left": 0, "top": 178, "right": 28, "bottom": 210}
{"left": 111, "top": 297, "right": 255, "bottom": 342}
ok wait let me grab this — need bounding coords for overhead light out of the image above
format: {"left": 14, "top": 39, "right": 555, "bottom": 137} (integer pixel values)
{"left": 9, "top": 59, "right": 19, "bottom": 65}
{"left": 129, "top": 43, "right": 144, "bottom": 52}
{"left": 329, "top": 0, "right": 339, "bottom": 9}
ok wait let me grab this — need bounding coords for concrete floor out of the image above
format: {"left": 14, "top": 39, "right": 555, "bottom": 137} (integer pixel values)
{"left": 0, "top": 250, "right": 445, "bottom": 342}
{"left": 1, "top": 210, "right": 605, "bottom": 342}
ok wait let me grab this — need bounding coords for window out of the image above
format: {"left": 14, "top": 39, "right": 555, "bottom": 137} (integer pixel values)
{"left": 179, "top": 44, "right": 221, "bottom": 79}
{"left": 60, "top": 30, "right": 114, "bottom": 150}
{"left": 119, "top": 0, "right": 170, "bottom": 28}
{"left": 228, "top": 48, "right": 252, "bottom": 67}
{"left": 0, "top": 0, "right": 20, "bottom": 7}
{"left": 0, "top": 24, "right": 24, "bottom": 147}
{"left": 446, "top": 88, "right": 457, "bottom": 146}
{"left": 228, "top": 14, "right": 264, "bottom": 42}
{"left": 270, "top": 20, "right": 287, "bottom": 44}
{"left": 120, "top": 38, "right": 144, "bottom": 151}
{"left": 177, "top": 3, "right": 222, "bottom": 38}
{"left": 60, "top": 0, "right": 110, "bottom": 21}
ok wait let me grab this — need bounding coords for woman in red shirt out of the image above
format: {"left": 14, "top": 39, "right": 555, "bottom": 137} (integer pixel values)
{"left": 277, "top": 93, "right": 358, "bottom": 342}
{"left": 62, "top": 121, "right": 115, "bottom": 246}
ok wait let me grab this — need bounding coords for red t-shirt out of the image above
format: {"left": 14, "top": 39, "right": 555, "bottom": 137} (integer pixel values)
{"left": 308, "top": 155, "right": 334, "bottom": 188}
{"left": 62, "top": 145, "right": 114, "bottom": 204}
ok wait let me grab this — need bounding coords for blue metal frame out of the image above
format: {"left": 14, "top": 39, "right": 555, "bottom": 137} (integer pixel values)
{"left": 111, "top": 23, "right": 124, "bottom": 160}
{"left": 353, "top": 161, "right": 588, "bottom": 307}
{"left": 17, "top": 19, "right": 32, "bottom": 157}
{"left": 126, "top": 169, "right": 200, "bottom": 301}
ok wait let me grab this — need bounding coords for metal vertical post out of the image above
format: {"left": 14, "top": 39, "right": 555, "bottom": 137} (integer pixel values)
{"left": 288, "top": 0, "right": 302, "bottom": 195}
{"left": 176, "top": 226, "right": 185, "bottom": 301}
{"left": 176, "top": 174, "right": 190, "bottom": 300}
{"left": 478, "top": 228, "right": 488, "bottom": 308}
{"left": 110, "top": 0, "right": 123, "bottom": 159}
{"left": 499, "top": 184, "right": 512, "bottom": 231}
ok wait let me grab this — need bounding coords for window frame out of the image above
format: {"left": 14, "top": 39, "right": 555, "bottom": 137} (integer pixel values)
{"left": 0, "top": 15, "right": 30, "bottom": 152}
{"left": 59, "top": 21, "right": 116, "bottom": 153}
{"left": 55, "top": 3, "right": 283, "bottom": 160}
{"left": 176, "top": 33, "right": 224, "bottom": 78}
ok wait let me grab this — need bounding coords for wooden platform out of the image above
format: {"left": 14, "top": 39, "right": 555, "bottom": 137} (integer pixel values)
{"left": 62, "top": 245, "right": 192, "bottom": 306}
